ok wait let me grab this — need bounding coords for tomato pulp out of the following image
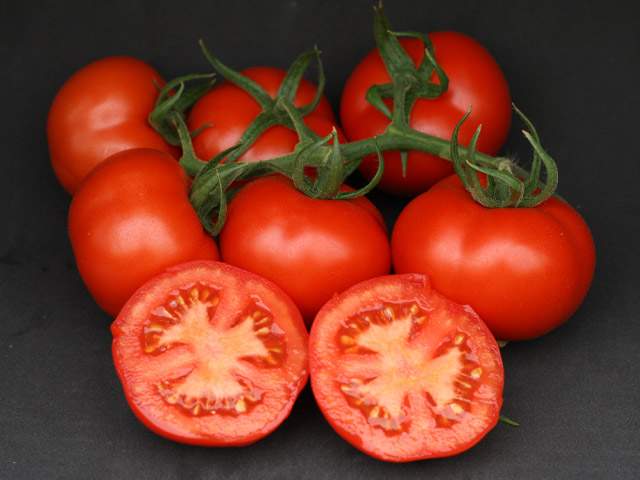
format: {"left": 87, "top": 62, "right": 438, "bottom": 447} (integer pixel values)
{"left": 309, "top": 274, "right": 504, "bottom": 462}
{"left": 112, "top": 261, "right": 309, "bottom": 446}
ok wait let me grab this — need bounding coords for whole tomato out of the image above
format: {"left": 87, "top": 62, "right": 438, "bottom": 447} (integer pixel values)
{"left": 68, "top": 148, "right": 220, "bottom": 317}
{"left": 219, "top": 175, "right": 391, "bottom": 326}
{"left": 391, "top": 174, "right": 596, "bottom": 341}
{"left": 340, "top": 33, "right": 511, "bottom": 196}
{"left": 47, "top": 56, "right": 179, "bottom": 194}
{"left": 188, "top": 66, "right": 343, "bottom": 164}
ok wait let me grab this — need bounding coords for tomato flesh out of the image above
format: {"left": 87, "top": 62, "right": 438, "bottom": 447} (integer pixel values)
{"left": 309, "top": 274, "right": 504, "bottom": 462}
{"left": 112, "top": 261, "right": 309, "bottom": 446}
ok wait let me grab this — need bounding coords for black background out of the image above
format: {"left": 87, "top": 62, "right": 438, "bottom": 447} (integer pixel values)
{"left": 2, "top": 0, "right": 639, "bottom": 478}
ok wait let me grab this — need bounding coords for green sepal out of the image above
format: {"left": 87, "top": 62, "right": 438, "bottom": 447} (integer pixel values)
{"left": 366, "top": 5, "right": 449, "bottom": 124}
{"left": 450, "top": 106, "right": 559, "bottom": 208}
{"left": 149, "top": 73, "right": 216, "bottom": 145}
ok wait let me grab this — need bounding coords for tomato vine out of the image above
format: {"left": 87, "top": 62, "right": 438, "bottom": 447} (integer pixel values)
{"left": 151, "top": 5, "right": 559, "bottom": 235}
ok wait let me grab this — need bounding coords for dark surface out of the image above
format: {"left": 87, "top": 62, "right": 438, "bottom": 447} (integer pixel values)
{"left": 2, "top": 0, "right": 639, "bottom": 478}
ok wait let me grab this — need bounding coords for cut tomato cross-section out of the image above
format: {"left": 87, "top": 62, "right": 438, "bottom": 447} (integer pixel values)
{"left": 309, "top": 274, "right": 504, "bottom": 462}
{"left": 111, "top": 261, "right": 309, "bottom": 446}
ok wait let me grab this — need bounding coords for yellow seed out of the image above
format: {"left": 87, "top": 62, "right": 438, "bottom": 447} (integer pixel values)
{"left": 450, "top": 403, "right": 464, "bottom": 415}
{"left": 410, "top": 303, "right": 420, "bottom": 315}
{"left": 369, "top": 406, "right": 381, "bottom": 418}
{"left": 344, "top": 346, "right": 359, "bottom": 354}
{"left": 235, "top": 398, "right": 247, "bottom": 413}
{"left": 176, "top": 295, "right": 186, "bottom": 306}
{"left": 269, "top": 347, "right": 282, "bottom": 354}
{"left": 256, "top": 327, "right": 271, "bottom": 336}
{"left": 340, "top": 335, "right": 356, "bottom": 347}
{"left": 266, "top": 355, "right": 279, "bottom": 365}
{"left": 470, "top": 367, "right": 483, "bottom": 379}
{"left": 457, "top": 380, "right": 472, "bottom": 389}
{"left": 166, "top": 394, "right": 179, "bottom": 405}
{"left": 340, "top": 384, "right": 353, "bottom": 393}
{"left": 192, "top": 403, "right": 201, "bottom": 415}
{"left": 454, "top": 333, "right": 465, "bottom": 345}
{"left": 415, "top": 315, "right": 427, "bottom": 325}
{"left": 382, "top": 306, "right": 395, "bottom": 321}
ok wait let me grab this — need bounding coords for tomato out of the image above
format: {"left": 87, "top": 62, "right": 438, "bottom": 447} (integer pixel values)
{"left": 112, "top": 260, "right": 309, "bottom": 446}
{"left": 188, "top": 66, "right": 343, "bottom": 163}
{"left": 47, "top": 56, "right": 179, "bottom": 194}
{"left": 340, "top": 33, "right": 512, "bottom": 196}
{"left": 391, "top": 174, "right": 596, "bottom": 341}
{"left": 309, "top": 273, "right": 504, "bottom": 462}
{"left": 219, "top": 175, "right": 391, "bottom": 326}
{"left": 68, "top": 148, "right": 220, "bottom": 317}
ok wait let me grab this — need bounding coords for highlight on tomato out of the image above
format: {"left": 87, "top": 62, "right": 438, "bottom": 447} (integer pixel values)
{"left": 47, "top": 56, "right": 179, "bottom": 194}
{"left": 68, "top": 148, "right": 220, "bottom": 317}
{"left": 218, "top": 174, "right": 392, "bottom": 326}
{"left": 391, "top": 174, "right": 596, "bottom": 341}
{"left": 111, "top": 260, "right": 309, "bottom": 446}
{"left": 340, "top": 30, "right": 511, "bottom": 197}
{"left": 309, "top": 273, "right": 504, "bottom": 462}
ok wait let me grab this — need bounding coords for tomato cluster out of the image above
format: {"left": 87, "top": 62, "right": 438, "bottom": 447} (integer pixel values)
{"left": 48, "top": 8, "right": 594, "bottom": 463}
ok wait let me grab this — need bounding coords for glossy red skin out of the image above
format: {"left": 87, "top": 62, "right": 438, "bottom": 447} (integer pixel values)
{"left": 309, "top": 273, "right": 504, "bottom": 462}
{"left": 68, "top": 149, "right": 220, "bottom": 317}
{"left": 47, "top": 56, "right": 179, "bottom": 194}
{"left": 340, "top": 33, "right": 511, "bottom": 196}
{"left": 391, "top": 175, "right": 596, "bottom": 341}
{"left": 112, "top": 260, "right": 309, "bottom": 446}
{"left": 219, "top": 175, "right": 391, "bottom": 326}
{"left": 188, "top": 66, "right": 342, "bottom": 163}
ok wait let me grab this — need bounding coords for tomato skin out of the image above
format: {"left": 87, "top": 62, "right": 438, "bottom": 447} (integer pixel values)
{"left": 47, "top": 56, "right": 179, "bottom": 194}
{"left": 391, "top": 175, "right": 596, "bottom": 341}
{"left": 68, "top": 149, "right": 220, "bottom": 317}
{"left": 309, "top": 273, "right": 504, "bottom": 462}
{"left": 340, "top": 33, "right": 511, "bottom": 196}
{"left": 188, "top": 66, "right": 342, "bottom": 163}
{"left": 219, "top": 175, "right": 391, "bottom": 326}
{"left": 112, "top": 260, "right": 309, "bottom": 446}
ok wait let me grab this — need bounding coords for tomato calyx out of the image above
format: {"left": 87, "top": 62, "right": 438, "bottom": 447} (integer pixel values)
{"left": 365, "top": 4, "right": 449, "bottom": 124}
{"left": 450, "top": 105, "right": 560, "bottom": 208}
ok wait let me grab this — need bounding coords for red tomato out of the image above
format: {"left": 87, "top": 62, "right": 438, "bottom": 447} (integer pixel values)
{"left": 188, "top": 66, "right": 343, "bottom": 163}
{"left": 112, "top": 260, "right": 309, "bottom": 446}
{"left": 309, "top": 273, "right": 504, "bottom": 462}
{"left": 47, "top": 56, "right": 179, "bottom": 194}
{"left": 340, "top": 33, "right": 512, "bottom": 196}
{"left": 391, "top": 175, "right": 596, "bottom": 341}
{"left": 219, "top": 175, "right": 391, "bottom": 326}
{"left": 68, "top": 148, "right": 220, "bottom": 317}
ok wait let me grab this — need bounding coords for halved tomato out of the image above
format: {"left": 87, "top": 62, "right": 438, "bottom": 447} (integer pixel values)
{"left": 309, "top": 274, "right": 504, "bottom": 462}
{"left": 111, "top": 261, "right": 309, "bottom": 446}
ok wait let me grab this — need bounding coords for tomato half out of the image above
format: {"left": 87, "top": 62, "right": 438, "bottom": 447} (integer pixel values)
{"left": 309, "top": 274, "right": 504, "bottom": 462}
{"left": 112, "top": 260, "right": 309, "bottom": 446}
{"left": 391, "top": 174, "right": 596, "bottom": 341}
{"left": 188, "top": 66, "right": 342, "bottom": 164}
{"left": 219, "top": 175, "right": 391, "bottom": 326}
{"left": 68, "top": 148, "right": 220, "bottom": 317}
{"left": 340, "top": 33, "right": 511, "bottom": 196}
{"left": 47, "top": 56, "right": 179, "bottom": 194}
